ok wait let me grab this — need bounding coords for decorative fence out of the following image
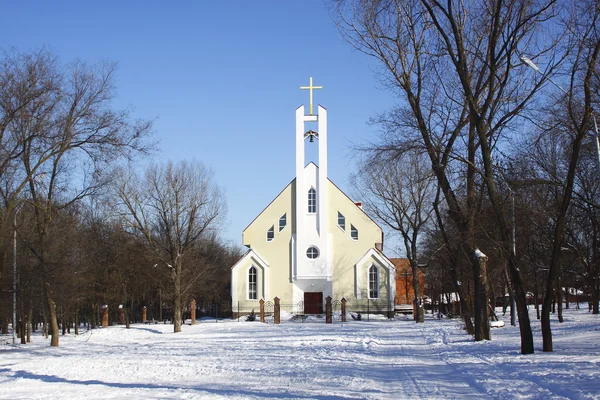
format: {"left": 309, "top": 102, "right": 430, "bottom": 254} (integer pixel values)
{"left": 232, "top": 297, "right": 395, "bottom": 323}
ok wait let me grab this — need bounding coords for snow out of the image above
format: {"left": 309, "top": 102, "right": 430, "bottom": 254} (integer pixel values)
{"left": 1, "top": 307, "right": 599, "bottom": 399}
{"left": 490, "top": 320, "right": 505, "bottom": 328}
{"left": 439, "top": 292, "right": 460, "bottom": 302}
{"left": 474, "top": 248, "right": 487, "bottom": 258}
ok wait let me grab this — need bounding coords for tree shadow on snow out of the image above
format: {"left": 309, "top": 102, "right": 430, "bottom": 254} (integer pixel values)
{"left": 9, "top": 370, "right": 360, "bottom": 399}
{"left": 130, "top": 326, "right": 165, "bottom": 335}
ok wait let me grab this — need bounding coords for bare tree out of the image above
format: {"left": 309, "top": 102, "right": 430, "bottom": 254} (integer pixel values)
{"left": 569, "top": 143, "right": 600, "bottom": 314}
{"left": 511, "top": 0, "right": 600, "bottom": 350}
{"left": 1, "top": 49, "right": 152, "bottom": 346}
{"left": 538, "top": 2, "right": 600, "bottom": 352}
{"left": 333, "top": 0, "right": 565, "bottom": 354}
{"left": 115, "top": 160, "right": 225, "bottom": 333}
{"left": 353, "top": 149, "right": 434, "bottom": 322}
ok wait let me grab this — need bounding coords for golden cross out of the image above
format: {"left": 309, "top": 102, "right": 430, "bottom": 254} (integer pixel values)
{"left": 300, "top": 77, "right": 323, "bottom": 115}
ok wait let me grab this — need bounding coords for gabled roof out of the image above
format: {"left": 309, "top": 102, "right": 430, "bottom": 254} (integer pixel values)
{"left": 242, "top": 162, "right": 385, "bottom": 248}
{"left": 230, "top": 248, "right": 269, "bottom": 271}
{"left": 356, "top": 247, "right": 395, "bottom": 272}
{"left": 242, "top": 179, "right": 294, "bottom": 234}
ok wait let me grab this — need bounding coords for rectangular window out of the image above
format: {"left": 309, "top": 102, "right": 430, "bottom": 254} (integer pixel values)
{"left": 308, "top": 188, "right": 316, "bottom": 213}
{"left": 267, "top": 225, "right": 274, "bottom": 242}
{"left": 279, "top": 213, "right": 286, "bottom": 232}
{"left": 351, "top": 224, "right": 358, "bottom": 240}
{"left": 337, "top": 212, "right": 345, "bottom": 231}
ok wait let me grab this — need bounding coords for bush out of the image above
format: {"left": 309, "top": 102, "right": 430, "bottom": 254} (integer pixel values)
{"left": 246, "top": 310, "right": 256, "bottom": 322}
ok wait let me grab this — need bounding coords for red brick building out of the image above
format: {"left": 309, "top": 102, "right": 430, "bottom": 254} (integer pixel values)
{"left": 391, "top": 258, "right": 424, "bottom": 305}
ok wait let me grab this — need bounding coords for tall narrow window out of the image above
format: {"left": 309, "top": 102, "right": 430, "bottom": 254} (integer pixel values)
{"left": 279, "top": 213, "right": 286, "bottom": 232}
{"left": 337, "top": 212, "right": 345, "bottom": 231}
{"left": 351, "top": 224, "right": 358, "bottom": 240}
{"left": 369, "top": 265, "right": 379, "bottom": 299}
{"left": 266, "top": 225, "right": 274, "bottom": 241}
{"left": 248, "top": 266, "right": 257, "bottom": 300}
{"left": 308, "top": 188, "right": 316, "bottom": 213}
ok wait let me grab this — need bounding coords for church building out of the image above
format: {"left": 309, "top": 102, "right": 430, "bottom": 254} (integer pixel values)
{"left": 231, "top": 79, "right": 396, "bottom": 315}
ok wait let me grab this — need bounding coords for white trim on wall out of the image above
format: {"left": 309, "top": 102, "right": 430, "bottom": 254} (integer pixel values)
{"left": 231, "top": 249, "right": 270, "bottom": 306}
{"left": 354, "top": 248, "right": 396, "bottom": 303}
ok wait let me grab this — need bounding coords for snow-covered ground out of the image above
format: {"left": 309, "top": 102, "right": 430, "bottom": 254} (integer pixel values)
{"left": 1, "top": 307, "right": 599, "bottom": 399}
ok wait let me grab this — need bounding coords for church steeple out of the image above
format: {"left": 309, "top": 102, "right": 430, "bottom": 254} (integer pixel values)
{"left": 294, "top": 78, "right": 331, "bottom": 281}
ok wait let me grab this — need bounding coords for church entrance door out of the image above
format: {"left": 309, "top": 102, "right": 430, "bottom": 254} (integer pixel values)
{"left": 304, "top": 292, "right": 323, "bottom": 314}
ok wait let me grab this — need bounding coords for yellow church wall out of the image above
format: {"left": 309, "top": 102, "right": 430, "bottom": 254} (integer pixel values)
{"left": 242, "top": 181, "right": 295, "bottom": 304}
{"left": 234, "top": 178, "right": 393, "bottom": 312}
{"left": 327, "top": 180, "right": 384, "bottom": 302}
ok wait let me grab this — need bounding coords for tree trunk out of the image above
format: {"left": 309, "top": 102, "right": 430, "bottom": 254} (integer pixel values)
{"left": 488, "top": 279, "right": 496, "bottom": 317}
{"left": 592, "top": 220, "right": 599, "bottom": 314}
{"left": 42, "top": 308, "right": 48, "bottom": 338}
{"left": 473, "top": 251, "right": 490, "bottom": 341}
{"left": 27, "top": 310, "right": 31, "bottom": 343}
{"left": 410, "top": 259, "right": 424, "bottom": 323}
{"left": 433, "top": 199, "right": 475, "bottom": 334}
{"left": 173, "top": 259, "right": 182, "bottom": 333}
{"left": 74, "top": 310, "right": 79, "bottom": 335}
{"left": 508, "top": 253, "right": 534, "bottom": 354}
{"left": 159, "top": 289, "right": 163, "bottom": 322}
{"left": 541, "top": 292, "right": 553, "bottom": 351}
{"left": 534, "top": 272, "right": 540, "bottom": 320}
{"left": 20, "top": 318, "right": 26, "bottom": 344}
{"left": 19, "top": 295, "right": 26, "bottom": 344}
{"left": 43, "top": 282, "right": 59, "bottom": 346}
{"left": 504, "top": 268, "right": 516, "bottom": 326}
{"left": 502, "top": 273, "right": 508, "bottom": 316}
{"left": 557, "top": 275, "right": 564, "bottom": 323}
{"left": 91, "top": 303, "right": 97, "bottom": 329}
{"left": 593, "top": 279, "right": 599, "bottom": 315}
{"left": 125, "top": 307, "right": 130, "bottom": 329}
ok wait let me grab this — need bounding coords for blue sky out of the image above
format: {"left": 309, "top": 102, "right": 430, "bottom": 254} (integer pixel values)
{"left": 1, "top": 1, "right": 401, "bottom": 254}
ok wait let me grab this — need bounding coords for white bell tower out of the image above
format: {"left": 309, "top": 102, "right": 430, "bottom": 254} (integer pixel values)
{"left": 292, "top": 77, "right": 332, "bottom": 303}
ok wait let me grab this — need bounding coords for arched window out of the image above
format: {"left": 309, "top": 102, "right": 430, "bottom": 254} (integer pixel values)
{"left": 279, "top": 213, "right": 287, "bottom": 231}
{"left": 351, "top": 224, "right": 358, "bottom": 240}
{"left": 369, "top": 265, "right": 379, "bottom": 299}
{"left": 337, "top": 212, "right": 345, "bottom": 231}
{"left": 248, "top": 266, "right": 257, "bottom": 300}
{"left": 308, "top": 188, "right": 316, "bottom": 213}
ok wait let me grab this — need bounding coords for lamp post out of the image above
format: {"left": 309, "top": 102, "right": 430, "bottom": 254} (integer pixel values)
{"left": 495, "top": 166, "right": 518, "bottom": 327}
{"left": 520, "top": 55, "right": 600, "bottom": 172}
